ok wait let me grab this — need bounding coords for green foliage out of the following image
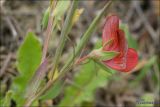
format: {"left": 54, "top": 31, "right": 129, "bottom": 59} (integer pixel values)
{"left": 90, "top": 49, "right": 119, "bottom": 61}
{"left": 42, "top": 7, "right": 50, "bottom": 29}
{"left": 42, "top": 1, "right": 71, "bottom": 30}
{"left": 59, "top": 60, "right": 112, "bottom": 106}
{"left": 53, "top": 0, "right": 70, "bottom": 19}
{"left": 89, "top": 40, "right": 117, "bottom": 74}
{"left": 60, "top": 1, "right": 112, "bottom": 78}
{"left": 152, "top": 60, "right": 160, "bottom": 86}
{"left": 11, "top": 32, "right": 42, "bottom": 106}
{"left": 120, "top": 24, "right": 138, "bottom": 50}
{"left": 17, "top": 32, "right": 42, "bottom": 75}
{"left": 98, "top": 51, "right": 119, "bottom": 60}
{"left": 94, "top": 39, "right": 102, "bottom": 49}
{"left": 131, "top": 56, "right": 156, "bottom": 86}
{"left": 25, "top": 60, "right": 48, "bottom": 99}
{"left": 95, "top": 61, "right": 116, "bottom": 74}
{"left": 59, "top": 40, "right": 115, "bottom": 106}
{"left": 0, "top": 82, "right": 6, "bottom": 104}
{"left": 40, "top": 81, "right": 63, "bottom": 100}
{"left": 1, "top": 90, "right": 13, "bottom": 107}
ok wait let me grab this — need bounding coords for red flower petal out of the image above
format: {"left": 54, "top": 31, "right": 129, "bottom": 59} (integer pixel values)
{"left": 102, "top": 15, "right": 120, "bottom": 51}
{"left": 102, "top": 15, "right": 138, "bottom": 72}
{"left": 103, "top": 28, "right": 129, "bottom": 71}
{"left": 123, "top": 48, "right": 138, "bottom": 72}
{"left": 103, "top": 48, "right": 138, "bottom": 72}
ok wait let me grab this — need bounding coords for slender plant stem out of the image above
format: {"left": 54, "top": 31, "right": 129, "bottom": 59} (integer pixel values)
{"left": 41, "top": 1, "right": 57, "bottom": 62}
{"left": 29, "top": 1, "right": 112, "bottom": 105}
{"left": 75, "top": 55, "right": 89, "bottom": 65}
{"left": 43, "top": 0, "right": 112, "bottom": 96}
{"left": 24, "top": 1, "right": 79, "bottom": 106}
{"left": 24, "top": 1, "right": 57, "bottom": 106}
{"left": 50, "top": 0, "right": 79, "bottom": 78}
{"left": 60, "top": 1, "right": 112, "bottom": 74}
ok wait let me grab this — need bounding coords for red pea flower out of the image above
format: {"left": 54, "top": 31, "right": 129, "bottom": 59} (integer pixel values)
{"left": 102, "top": 15, "right": 138, "bottom": 72}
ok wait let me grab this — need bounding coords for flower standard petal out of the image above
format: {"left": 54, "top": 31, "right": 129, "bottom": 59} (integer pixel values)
{"left": 102, "top": 15, "right": 119, "bottom": 51}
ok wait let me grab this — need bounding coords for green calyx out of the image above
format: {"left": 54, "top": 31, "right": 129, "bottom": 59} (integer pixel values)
{"left": 89, "top": 48, "right": 119, "bottom": 61}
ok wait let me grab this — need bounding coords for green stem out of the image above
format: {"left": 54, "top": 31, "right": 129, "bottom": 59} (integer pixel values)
{"left": 50, "top": 0, "right": 79, "bottom": 78}
{"left": 24, "top": 1, "right": 79, "bottom": 106}
{"left": 41, "top": 1, "right": 57, "bottom": 62}
{"left": 31, "top": 1, "right": 112, "bottom": 104}
{"left": 94, "top": 60, "right": 114, "bottom": 74}
{"left": 60, "top": 1, "right": 112, "bottom": 73}
{"left": 47, "top": 1, "right": 113, "bottom": 91}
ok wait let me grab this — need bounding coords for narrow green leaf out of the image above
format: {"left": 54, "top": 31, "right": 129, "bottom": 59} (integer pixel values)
{"left": 74, "top": 1, "right": 112, "bottom": 56}
{"left": 72, "top": 8, "right": 84, "bottom": 25}
{"left": 53, "top": 0, "right": 71, "bottom": 30}
{"left": 95, "top": 61, "right": 115, "bottom": 74}
{"left": 42, "top": 1, "right": 70, "bottom": 30}
{"left": 40, "top": 81, "right": 63, "bottom": 100}
{"left": 42, "top": 7, "right": 50, "bottom": 29}
{"left": 12, "top": 32, "right": 42, "bottom": 106}
{"left": 50, "top": 0, "right": 79, "bottom": 78}
{"left": 53, "top": 0, "right": 70, "bottom": 18}
{"left": 60, "top": 1, "right": 112, "bottom": 75}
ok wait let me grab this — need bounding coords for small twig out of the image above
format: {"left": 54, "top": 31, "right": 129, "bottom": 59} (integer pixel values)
{"left": 10, "top": 16, "right": 24, "bottom": 38}
{"left": 6, "top": 68, "right": 17, "bottom": 76}
{"left": 1, "top": 2, "right": 23, "bottom": 46}
{"left": 125, "top": 2, "right": 134, "bottom": 22}
{"left": 1, "top": 3, "right": 18, "bottom": 38}
{"left": 75, "top": 55, "right": 89, "bottom": 65}
{"left": 5, "top": 17, "right": 18, "bottom": 38}
{"left": 0, "top": 53, "right": 12, "bottom": 77}
{"left": 133, "top": 1, "right": 157, "bottom": 42}
{"left": 36, "top": 14, "right": 41, "bottom": 33}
